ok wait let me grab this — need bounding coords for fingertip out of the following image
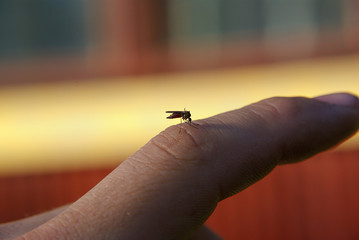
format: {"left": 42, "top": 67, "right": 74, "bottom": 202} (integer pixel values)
{"left": 314, "top": 92, "right": 359, "bottom": 109}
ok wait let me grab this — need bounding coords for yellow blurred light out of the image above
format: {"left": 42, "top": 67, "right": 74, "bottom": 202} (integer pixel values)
{"left": 0, "top": 54, "right": 359, "bottom": 176}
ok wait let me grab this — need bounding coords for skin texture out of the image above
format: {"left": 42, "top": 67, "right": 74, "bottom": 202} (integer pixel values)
{"left": 1, "top": 92, "right": 359, "bottom": 240}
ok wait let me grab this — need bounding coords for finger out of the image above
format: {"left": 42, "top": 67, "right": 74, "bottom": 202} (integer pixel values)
{"left": 0, "top": 205, "right": 68, "bottom": 240}
{"left": 21, "top": 93, "right": 359, "bottom": 240}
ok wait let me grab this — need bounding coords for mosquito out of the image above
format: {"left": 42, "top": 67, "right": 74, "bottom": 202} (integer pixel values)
{"left": 166, "top": 109, "right": 192, "bottom": 124}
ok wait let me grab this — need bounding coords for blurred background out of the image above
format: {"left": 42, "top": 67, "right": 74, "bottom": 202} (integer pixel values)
{"left": 0, "top": 0, "right": 359, "bottom": 239}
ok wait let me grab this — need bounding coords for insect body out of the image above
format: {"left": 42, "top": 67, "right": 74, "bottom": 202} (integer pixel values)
{"left": 166, "top": 109, "right": 192, "bottom": 123}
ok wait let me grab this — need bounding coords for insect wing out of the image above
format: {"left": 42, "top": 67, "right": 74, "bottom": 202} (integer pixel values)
{"left": 166, "top": 112, "right": 183, "bottom": 119}
{"left": 166, "top": 111, "right": 185, "bottom": 113}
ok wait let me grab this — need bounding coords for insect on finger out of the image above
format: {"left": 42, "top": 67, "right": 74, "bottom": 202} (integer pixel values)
{"left": 166, "top": 108, "right": 192, "bottom": 124}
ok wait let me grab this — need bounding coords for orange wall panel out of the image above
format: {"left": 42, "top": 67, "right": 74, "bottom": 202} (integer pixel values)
{"left": 0, "top": 150, "right": 358, "bottom": 239}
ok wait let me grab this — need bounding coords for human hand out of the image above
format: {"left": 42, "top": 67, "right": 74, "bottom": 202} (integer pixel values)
{"left": 1, "top": 93, "right": 359, "bottom": 240}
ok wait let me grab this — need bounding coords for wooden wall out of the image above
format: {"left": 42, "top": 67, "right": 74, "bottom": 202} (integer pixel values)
{"left": 1, "top": 150, "right": 359, "bottom": 240}
{"left": 207, "top": 150, "right": 359, "bottom": 240}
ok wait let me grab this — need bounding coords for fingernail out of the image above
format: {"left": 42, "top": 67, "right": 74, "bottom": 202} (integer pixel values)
{"left": 314, "top": 93, "right": 359, "bottom": 108}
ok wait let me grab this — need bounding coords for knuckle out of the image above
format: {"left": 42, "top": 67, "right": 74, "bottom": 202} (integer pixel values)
{"left": 251, "top": 97, "right": 304, "bottom": 124}
{"left": 148, "top": 124, "right": 211, "bottom": 166}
